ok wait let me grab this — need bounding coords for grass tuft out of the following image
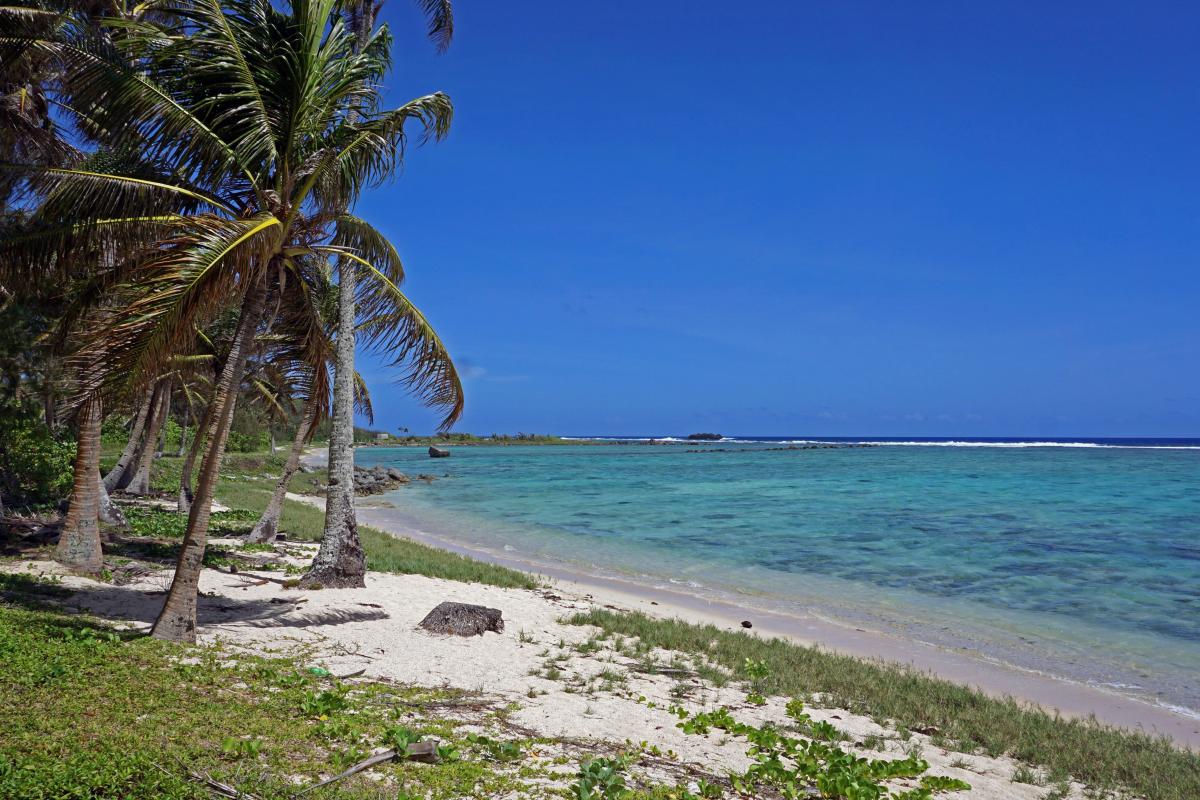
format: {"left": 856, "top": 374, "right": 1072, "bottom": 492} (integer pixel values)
{"left": 567, "top": 608, "right": 1200, "bottom": 800}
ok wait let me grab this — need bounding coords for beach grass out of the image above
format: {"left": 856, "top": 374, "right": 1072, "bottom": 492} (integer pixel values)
{"left": 202, "top": 454, "right": 540, "bottom": 590}
{"left": 0, "top": 603, "right": 530, "bottom": 799}
{"left": 567, "top": 608, "right": 1200, "bottom": 800}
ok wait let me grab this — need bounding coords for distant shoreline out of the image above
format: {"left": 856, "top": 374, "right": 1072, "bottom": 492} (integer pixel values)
{"left": 346, "top": 435, "right": 1200, "bottom": 450}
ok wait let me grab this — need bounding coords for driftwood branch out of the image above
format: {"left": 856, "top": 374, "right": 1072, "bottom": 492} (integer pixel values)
{"left": 292, "top": 742, "right": 438, "bottom": 797}
{"left": 157, "top": 759, "right": 262, "bottom": 800}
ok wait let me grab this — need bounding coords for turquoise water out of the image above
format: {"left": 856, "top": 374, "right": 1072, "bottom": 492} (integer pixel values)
{"left": 357, "top": 441, "right": 1200, "bottom": 716}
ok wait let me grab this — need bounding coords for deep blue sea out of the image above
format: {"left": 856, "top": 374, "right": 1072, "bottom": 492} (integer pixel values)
{"left": 356, "top": 437, "right": 1200, "bottom": 717}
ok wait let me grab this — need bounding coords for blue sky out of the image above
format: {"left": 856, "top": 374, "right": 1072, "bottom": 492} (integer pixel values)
{"left": 353, "top": 1, "right": 1200, "bottom": 437}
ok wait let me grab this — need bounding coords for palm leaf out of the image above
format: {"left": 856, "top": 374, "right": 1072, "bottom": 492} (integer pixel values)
{"left": 73, "top": 213, "right": 280, "bottom": 396}
{"left": 317, "top": 246, "right": 463, "bottom": 430}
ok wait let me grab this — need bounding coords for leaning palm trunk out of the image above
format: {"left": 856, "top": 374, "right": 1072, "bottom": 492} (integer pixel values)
{"left": 155, "top": 384, "right": 172, "bottom": 456}
{"left": 152, "top": 287, "right": 267, "bottom": 643}
{"left": 96, "top": 470, "right": 127, "bottom": 529}
{"left": 103, "top": 387, "right": 153, "bottom": 491}
{"left": 179, "top": 398, "right": 214, "bottom": 513}
{"left": 303, "top": 262, "right": 365, "bottom": 588}
{"left": 247, "top": 398, "right": 317, "bottom": 544}
{"left": 126, "top": 380, "right": 171, "bottom": 495}
{"left": 56, "top": 396, "right": 104, "bottom": 573}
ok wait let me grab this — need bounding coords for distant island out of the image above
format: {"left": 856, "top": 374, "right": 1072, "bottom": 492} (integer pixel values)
{"left": 347, "top": 429, "right": 568, "bottom": 446}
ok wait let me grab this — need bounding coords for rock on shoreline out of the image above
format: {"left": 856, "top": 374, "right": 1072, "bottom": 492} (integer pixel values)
{"left": 348, "top": 465, "right": 439, "bottom": 496}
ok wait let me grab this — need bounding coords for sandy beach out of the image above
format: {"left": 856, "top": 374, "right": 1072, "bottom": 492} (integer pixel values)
{"left": 5, "top": 542, "right": 1091, "bottom": 799}
{"left": 295, "top": 449, "right": 1200, "bottom": 751}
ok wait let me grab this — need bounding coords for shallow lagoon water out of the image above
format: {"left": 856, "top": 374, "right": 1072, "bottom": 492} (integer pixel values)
{"left": 357, "top": 440, "right": 1200, "bottom": 717}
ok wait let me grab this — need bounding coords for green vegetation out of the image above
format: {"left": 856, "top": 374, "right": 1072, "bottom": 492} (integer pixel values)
{"left": 0, "top": 402, "right": 74, "bottom": 509}
{"left": 568, "top": 609, "right": 1200, "bottom": 800}
{"left": 0, "top": 604, "right": 537, "bottom": 799}
{"left": 345, "top": 430, "right": 570, "bottom": 446}
{"left": 201, "top": 453, "right": 540, "bottom": 590}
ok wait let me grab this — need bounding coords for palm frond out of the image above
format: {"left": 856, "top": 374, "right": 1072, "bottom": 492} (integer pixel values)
{"left": 353, "top": 369, "right": 373, "bottom": 422}
{"left": 301, "top": 92, "right": 452, "bottom": 213}
{"left": 317, "top": 246, "right": 463, "bottom": 430}
{"left": 331, "top": 213, "right": 402, "bottom": 285}
{"left": 72, "top": 212, "right": 280, "bottom": 396}
{"left": 15, "top": 166, "right": 236, "bottom": 215}
{"left": 414, "top": 0, "right": 453, "bottom": 53}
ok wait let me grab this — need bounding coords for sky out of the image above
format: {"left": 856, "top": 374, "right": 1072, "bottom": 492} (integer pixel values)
{"left": 352, "top": 1, "right": 1200, "bottom": 437}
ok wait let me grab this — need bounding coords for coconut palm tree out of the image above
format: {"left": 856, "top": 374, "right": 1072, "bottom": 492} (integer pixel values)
{"left": 54, "top": 394, "right": 103, "bottom": 572}
{"left": 5, "top": 0, "right": 463, "bottom": 641}
{"left": 306, "top": 0, "right": 455, "bottom": 589}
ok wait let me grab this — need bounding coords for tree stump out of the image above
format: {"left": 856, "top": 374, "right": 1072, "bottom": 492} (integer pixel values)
{"left": 418, "top": 601, "right": 504, "bottom": 636}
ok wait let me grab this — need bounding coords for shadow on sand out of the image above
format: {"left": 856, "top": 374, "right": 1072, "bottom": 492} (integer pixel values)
{"left": 7, "top": 575, "right": 389, "bottom": 632}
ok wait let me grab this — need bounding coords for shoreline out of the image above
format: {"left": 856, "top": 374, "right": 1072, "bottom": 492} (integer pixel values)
{"left": 356, "top": 503, "right": 1200, "bottom": 747}
{"left": 295, "top": 447, "right": 1200, "bottom": 747}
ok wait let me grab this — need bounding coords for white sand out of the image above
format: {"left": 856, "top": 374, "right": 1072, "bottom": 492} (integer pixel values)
{"left": 9, "top": 541, "right": 1093, "bottom": 799}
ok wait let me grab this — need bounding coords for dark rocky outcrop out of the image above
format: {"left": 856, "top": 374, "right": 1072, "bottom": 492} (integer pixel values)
{"left": 418, "top": 601, "right": 504, "bottom": 636}
{"left": 352, "top": 465, "right": 413, "bottom": 496}
{"left": 686, "top": 432, "right": 723, "bottom": 441}
{"left": 428, "top": 446, "right": 450, "bottom": 458}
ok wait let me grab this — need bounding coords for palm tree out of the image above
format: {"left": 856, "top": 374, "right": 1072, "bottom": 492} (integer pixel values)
{"left": 54, "top": 394, "right": 103, "bottom": 572}
{"left": 306, "top": 0, "right": 455, "bottom": 589}
{"left": 7, "top": 0, "right": 463, "bottom": 641}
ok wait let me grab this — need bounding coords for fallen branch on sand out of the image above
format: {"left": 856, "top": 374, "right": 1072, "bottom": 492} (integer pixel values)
{"left": 156, "top": 759, "right": 262, "bottom": 800}
{"left": 293, "top": 741, "right": 439, "bottom": 796}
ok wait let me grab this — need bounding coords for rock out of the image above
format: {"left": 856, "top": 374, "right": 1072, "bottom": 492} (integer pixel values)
{"left": 418, "top": 601, "right": 504, "bottom": 637}
{"left": 740, "top": 620, "right": 753, "bottom": 629}
{"left": 428, "top": 446, "right": 450, "bottom": 458}
{"left": 352, "top": 465, "right": 410, "bottom": 496}
{"left": 686, "top": 432, "right": 723, "bottom": 441}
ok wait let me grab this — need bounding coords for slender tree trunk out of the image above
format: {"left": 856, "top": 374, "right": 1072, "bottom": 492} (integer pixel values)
{"left": 126, "top": 381, "right": 171, "bottom": 495}
{"left": 103, "top": 387, "right": 154, "bottom": 491}
{"left": 303, "top": 260, "right": 365, "bottom": 588}
{"left": 56, "top": 396, "right": 103, "bottom": 574}
{"left": 152, "top": 286, "right": 267, "bottom": 643}
{"left": 114, "top": 382, "right": 164, "bottom": 491}
{"left": 269, "top": 428, "right": 277, "bottom": 454}
{"left": 248, "top": 398, "right": 317, "bottom": 544}
{"left": 96, "top": 469, "right": 127, "bottom": 530}
{"left": 43, "top": 389, "right": 57, "bottom": 430}
{"left": 179, "top": 397, "right": 214, "bottom": 513}
{"left": 176, "top": 405, "right": 189, "bottom": 457}
{"left": 155, "top": 384, "right": 172, "bottom": 456}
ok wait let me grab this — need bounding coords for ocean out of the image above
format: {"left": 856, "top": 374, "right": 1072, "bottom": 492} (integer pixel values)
{"left": 355, "top": 437, "right": 1200, "bottom": 719}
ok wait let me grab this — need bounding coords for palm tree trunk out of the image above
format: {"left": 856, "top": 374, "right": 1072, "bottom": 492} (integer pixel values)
{"left": 152, "top": 286, "right": 266, "bottom": 643}
{"left": 96, "top": 469, "right": 127, "bottom": 530}
{"left": 103, "top": 387, "right": 154, "bottom": 491}
{"left": 303, "top": 260, "right": 365, "bottom": 588}
{"left": 155, "top": 384, "right": 172, "bottom": 456}
{"left": 248, "top": 397, "right": 317, "bottom": 544}
{"left": 176, "top": 405, "right": 189, "bottom": 457}
{"left": 270, "top": 428, "right": 277, "bottom": 454}
{"left": 178, "top": 396, "right": 214, "bottom": 513}
{"left": 126, "top": 380, "right": 171, "bottom": 495}
{"left": 55, "top": 396, "right": 103, "bottom": 574}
